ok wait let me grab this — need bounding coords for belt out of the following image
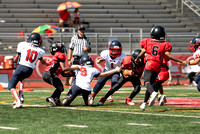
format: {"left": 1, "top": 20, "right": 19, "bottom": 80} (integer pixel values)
{"left": 73, "top": 55, "right": 81, "bottom": 59}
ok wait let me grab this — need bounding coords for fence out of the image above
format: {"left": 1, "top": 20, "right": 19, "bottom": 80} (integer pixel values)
{"left": 0, "top": 27, "right": 199, "bottom": 55}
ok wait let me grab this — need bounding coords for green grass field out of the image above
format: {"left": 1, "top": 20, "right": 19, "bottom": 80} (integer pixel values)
{"left": 0, "top": 86, "right": 200, "bottom": 134}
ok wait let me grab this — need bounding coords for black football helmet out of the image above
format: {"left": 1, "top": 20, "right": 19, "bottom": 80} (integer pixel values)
{"left": 131, "top": 49, "right": 145, "bottom": 69}
{"left": 109, "top": 40, "right": 122, "bottom": 58}
{"left": 80, "top": 55, "right": 94, "bottom": 66}
{"left": 49, "top": 41, "right": 67, "bottom": 55}
{"left": 188, "top": 36, "right": 200, "bottom": 53}
{"left": 150, "top": 25, "right": 166, "bottom": 40}
{"left": 28, "top": 32, "right": 42, "bottom": 47}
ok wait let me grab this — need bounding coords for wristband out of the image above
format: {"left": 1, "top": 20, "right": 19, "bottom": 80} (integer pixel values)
{"left": 68, "top": 59, "right": 71, "bottom": 61}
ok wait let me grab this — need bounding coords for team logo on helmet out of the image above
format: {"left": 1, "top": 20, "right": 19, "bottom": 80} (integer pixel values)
{"left": 188, "top": 36, "right": 200, "bottom": 53}
{"left": 49, "top": 41, "right": 67, "bottom": 55}
{"left": 80, "top": 55, "right": 94, "bottom": 66}
{"left": 109, "top": 40, "right": 122, "bottom": 58}
{"left": 150, "top": 25, "right": 166, "bottom": 40}
{"left": 28, "top": 33, "right": 42, "bottom": 47}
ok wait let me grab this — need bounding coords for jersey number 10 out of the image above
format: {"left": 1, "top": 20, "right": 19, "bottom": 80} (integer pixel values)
{"left": 26, "top": 49, "right": 38, "bottom": 63}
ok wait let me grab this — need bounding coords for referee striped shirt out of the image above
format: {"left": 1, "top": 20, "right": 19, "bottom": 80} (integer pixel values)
{"left": 69, "top": 34, "right": 91, "bottom": 56}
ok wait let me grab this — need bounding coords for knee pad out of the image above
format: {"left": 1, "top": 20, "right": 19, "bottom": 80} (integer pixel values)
{"left": 134, "top": 85, "right": 141, "bottom": 94}
{"left": 58, "top": 86, "right": 64, "bottom": 92}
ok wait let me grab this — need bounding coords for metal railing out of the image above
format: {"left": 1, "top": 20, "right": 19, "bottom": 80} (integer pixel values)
{"left": 0, "top": 27, "right": 199, "bottom": 55}
{"left": 181, "top": 0, "right": 200, "bottom": 16}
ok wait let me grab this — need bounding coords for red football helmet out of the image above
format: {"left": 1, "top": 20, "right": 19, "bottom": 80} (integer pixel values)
{"left": 109, "top": 40, "right": 122, "bottom": 58}
{"left": 188, "top": 36, "right": 200, "bottom": 53}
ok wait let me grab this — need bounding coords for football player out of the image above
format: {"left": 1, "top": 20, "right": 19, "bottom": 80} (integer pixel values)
{"left": 43, "top": 41, "right": 73, "bottom": 107}
{"left": 155, "top": 55, "right": 170, "bottom": 106}
{"left": 62, "top": 55, "right": 122, "bottom": 106}
{"left": 186, "top": 36, "right": 200, "bottom": 91}
{"left": 97, "top": 49, "right": 145, "bottom": 106}
{"left": 8, "top": 33, "right": 47, "bottom": 109}
{"left": 92, "top": 40, "right": 126, "bottom": 102}
{"left": 135, "top": 25, "right": 187, "bottom": 110}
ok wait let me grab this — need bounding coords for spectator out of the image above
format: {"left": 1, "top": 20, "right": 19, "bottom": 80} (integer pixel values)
{"left": 73, "top": 8, "right": 81, "bottom": 27}
{"left": 59, "top": 9, "right": 73, "bottom": 32}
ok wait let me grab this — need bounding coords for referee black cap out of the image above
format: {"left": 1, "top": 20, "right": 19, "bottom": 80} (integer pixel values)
{"left": 77, "top": 25, "right": 85, "bottom": 30}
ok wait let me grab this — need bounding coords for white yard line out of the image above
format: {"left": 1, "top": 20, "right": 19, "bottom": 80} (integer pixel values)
{"left": 63, "top": 124, "right": 88, "bottom": 128}
{"left": 56, "top": 107, "right": 200, "bottom": 119}
{"left": 0, "top": 126, "right": 19, "bottom": 130}
{"left": 127, "top": 123, "right": 153, "bottom": 126}
{"left": 191, "top": 121, "right": 200, "bottom": 124}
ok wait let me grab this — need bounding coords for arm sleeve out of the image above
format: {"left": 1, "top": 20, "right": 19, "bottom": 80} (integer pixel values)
{"left": 86, "top": 38, "right": 91, "bottom": 49}
{"left": 140, "top": 39, "right": 146, "bottom": 49}
{"left": 100, "top": 50, "right": 107, "bottom": 59}
{"left": 16, "top": 42, "right": 23, "bottom": 53}
{"left": 165, "top": 42, "right": 172, "bottom": 52}
{"left": 57, "top": 53, "right": 66, "bottom": 62}
{"left": 69, "top": 36, "right": 75, "bottom": 50}
{"left": 38, "top": 49, "right": 45, "bottom": 59}
{"left": 93, "top": 69, "right": 101, "bottom": 77}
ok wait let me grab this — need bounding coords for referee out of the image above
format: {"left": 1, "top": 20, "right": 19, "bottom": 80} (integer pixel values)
{"left": 68, "top": 25, "right": 91, "bottom": 65}
{"left": 66, "top": 25, "right": 91, "bottom": 86}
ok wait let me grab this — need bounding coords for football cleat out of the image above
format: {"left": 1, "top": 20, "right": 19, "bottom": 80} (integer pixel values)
{"left": 13, "top": 101, "right": 22, "bottom": 109}
{"left": 88, "top": 94, "right": 94, "bottom": 106}
{"left": 149, "top": 91, "right": 158, "bottom": 106}
{"left": 62, "top": 94, "right": 73, "bottom": 106}
{"left": 108, "top": 95, "right": 113, "bottom": 102}
{"left": 46, "top": 97, "right": 57, "bottom": 107}
{"left": 97, "top": 97, "right": 106, "bottom": 106}
{"left": 159, "top": 95, "right": 167, "bottom": 106}
{"left": 19, "top": 94, "right": 24, "bottom": 103}
{"left": 125, "top": 98, "right": 135, "bottom": 105}
{"left": 192, "top": 81, "right": 197, "bottom": 87}
{"left": 54, "top": 98, "right": 61, "bottom": 106}
{"left": 140, "top": 102, "right": 147, "bottom": 110}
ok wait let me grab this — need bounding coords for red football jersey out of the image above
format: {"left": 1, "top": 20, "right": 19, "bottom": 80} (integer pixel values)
{"left": 45, "top": 52, "right": 67, "bottom": 75}
{"left": 140, "top": 38, "right": 172, "bottom": 73}
{"left": 122, "top": 55, "right": 144, "bottom": 77}
{"left": 157, "top": 56, "right": 170, "bottom": 81}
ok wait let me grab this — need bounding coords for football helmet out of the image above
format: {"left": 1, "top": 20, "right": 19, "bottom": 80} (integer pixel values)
{"left": 150, "top": 25, "right": 166, "bottom": 40}
{"left": 109, "top": 40, "right": 122, "bottom": 58}
{"left": 131, "top": 49, "right": 145, "bottom": 69}
{"left": 188, "top": 36, "right": 200, "bottom": 53}
{"left": 49, "top": 41, "right": 67, "bottom": 55}
{"left": 80, "top": 55, "right": 94, "bottom": 66}
{"left": 28, "top": 32, "right": 42, "bottom": 47}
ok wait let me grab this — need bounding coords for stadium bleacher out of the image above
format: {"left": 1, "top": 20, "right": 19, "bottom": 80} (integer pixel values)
{"left": 0, "top": 0, "right": 199, "bottom": 55}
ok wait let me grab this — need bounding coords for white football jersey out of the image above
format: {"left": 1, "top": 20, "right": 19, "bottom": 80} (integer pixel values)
{"left": 17, "top": 41, "right": 45, "bottom": 69}
{"left": 100, "top": 50, "right": 126, "bottom": 71}
{"left": 74, "top": 65, "right": 100, "bottom": 91}
{"left": 193, "top": 49, "right": 200, "bottom": 59}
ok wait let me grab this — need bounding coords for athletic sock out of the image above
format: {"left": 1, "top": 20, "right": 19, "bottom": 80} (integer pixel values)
{"left": 11, "top": 89, "right": 20, "bottom": 102}
{"left": 18, "top": 82, "right": 23, "bottom": 97}
{"left": 51, "top": 88, "right": 61, "bottom": 99}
